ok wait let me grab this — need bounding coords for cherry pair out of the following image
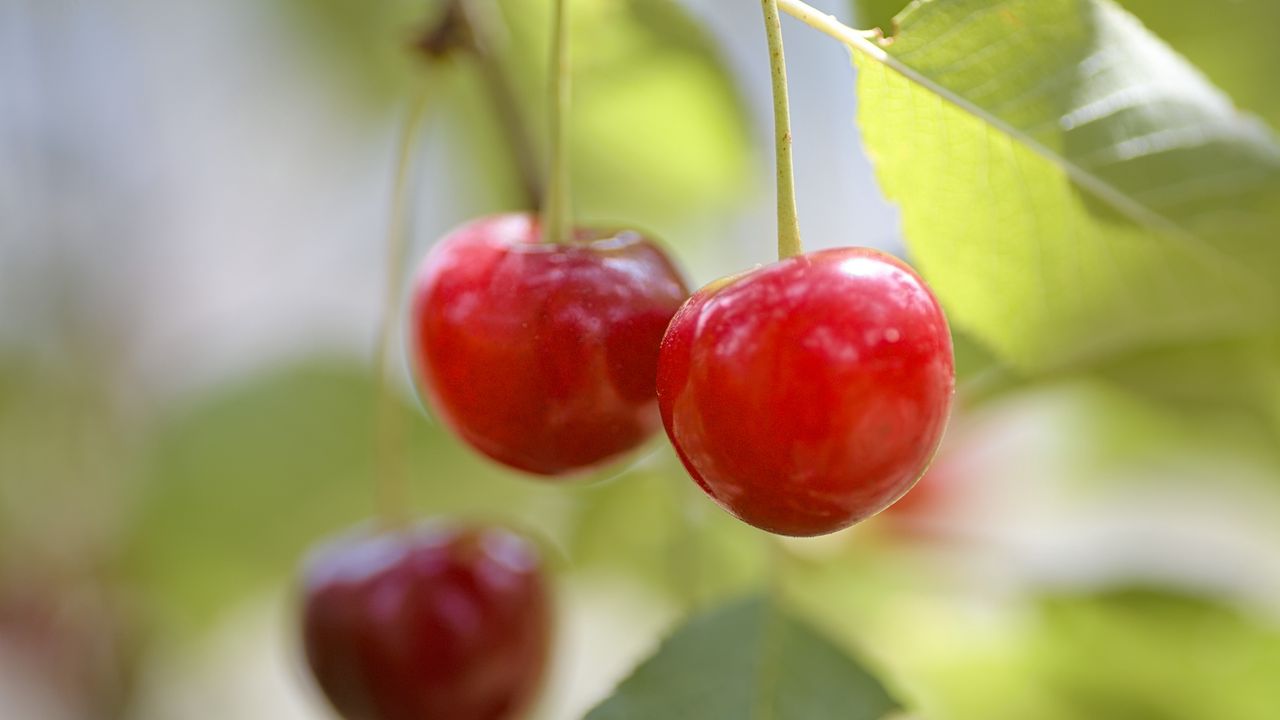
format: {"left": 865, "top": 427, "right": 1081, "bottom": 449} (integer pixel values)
{"left": 411, "top": 212, "right": 955, "bottom": 537}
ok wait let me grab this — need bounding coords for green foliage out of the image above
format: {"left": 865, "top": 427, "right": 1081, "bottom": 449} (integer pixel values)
{"left": 495, "top": 0, "right": 754, "bottom": 229}
{"left": 1028, "top": 589, "right": 1280, "bottom": 720}
{"left": 850, "top": 0, "right": 1280, "bottom": 372}
{"left": 272, "top": 0, "right": 428, "bottom": 112}
{"left": 0, "top": 357, "right": 134, "bottom": 571}
{"left": 119, "top": 363, "right": 768, "bottom": 633}
{"left": 1118, "top": 0, "right": 1280, "bottom": 127}
{"left": 852, "top": 0, "right": 909, "bottom": 30}
{"left": 567, "top": 458, "right": 769, "bottom": 606}
{"left": 788, "top": 551, "right": 1280, "bottom": 720}
{"left": 854, "top": 0, "right": 1280, "bottom": 127}
{"left": 269, "top": 0, "right": 752, "bottom": 229}
{"left": 1091, "top": 337, "right": 1280, "bottom": 456}
{"left": 119, "top": 362, "right": 563, "bottom": 632}
{"left": 585, "top": 594, "right": 901, "bottom": 720}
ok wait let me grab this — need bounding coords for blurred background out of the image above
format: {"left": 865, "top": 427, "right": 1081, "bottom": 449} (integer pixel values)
{"left": 2, "top": 0, "right": 1279, "bottom": 718}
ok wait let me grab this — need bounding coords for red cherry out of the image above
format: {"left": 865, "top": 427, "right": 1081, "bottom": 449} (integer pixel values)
{"left": 411, "top": 213, "right": 689, "bottom": 476}
{"left": 657, "top": 247, "right": 955, "bottom": 537}
{"left": 301, "top": 523, "right": 552, "bottom": 720}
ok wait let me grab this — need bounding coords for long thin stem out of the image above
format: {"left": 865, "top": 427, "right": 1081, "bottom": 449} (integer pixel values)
{"left": 542, "top": 0, "right": 572, "bottom": 244}
{"left": 456, "top": 0, "right": 544, "bottom": 210}
{"left": 762, "top": 0, "right": 803, "bottom": 259}
{"left": 374, "top": 91, "right": 430, "bottom": 529}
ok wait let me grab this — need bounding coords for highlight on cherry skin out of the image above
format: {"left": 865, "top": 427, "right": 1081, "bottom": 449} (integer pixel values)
{"left": 411, "top": 212, "right": 690, "bottom": 477}
{"left": 657, "top": 246, "right": 955, "bottom": 537}
{"left": 300, "top": 522, "right": 552, "bottom": 720}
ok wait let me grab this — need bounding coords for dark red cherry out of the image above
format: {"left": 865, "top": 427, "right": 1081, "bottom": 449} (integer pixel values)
{"left": 411, "top": 213, "right": 689, "bottom": 476}
{"left": 301, "top": 523, "right": 552, "bottom": 720}
{"left": 657, "top": 247, "right": 955, "bottom": 537}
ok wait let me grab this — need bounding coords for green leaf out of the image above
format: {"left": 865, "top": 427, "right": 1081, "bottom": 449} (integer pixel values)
{"left": 585, "top": 595, "right": 901, "bottom": 720}
{"left": 273, "top": 0, "right": 752, "bottom": 229}
{"left": 786, "top": 547, "right": 1280, "bottom": 720}
{"left": 0, "top": 358, "right": 133, "bottom": 568}
{"left": 119, "top": 362, "right": 567, "bottom": 633}
{"left": 566, "top": 456, "right": 769, "bottom": 606}
{"left": 851, "top": 0, "right": 909, "bottom": 31}
{"left": 843, "top": 0, "right": 1280, "bottom": 370}
{"left": 857, "top": 0, "right": 1280, "bottom": 128}
{"left": 1092, "top": 335, "right": 1280, "bottom": 448}
{"left": 272, "top": 0, "right": 427, "bottom": 113}
{"left": 495, "top": 0, "right": 754, "bottom": 229}
{"left": 1118, "top": 0, "right": 1280, "bottom": 128}
{"left": 1029, "top": 588, "right": 1280, "bottom": 720}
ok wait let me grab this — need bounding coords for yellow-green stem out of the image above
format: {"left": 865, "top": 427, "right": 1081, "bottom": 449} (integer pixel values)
{"left": 542, "top": 0, "right": 572, "bottom": 244}
{"left": 762, "top": 0, "right": 803, "bottom": 259}
{"left": 375, "top": 91, "right": 430, "bottom": 529}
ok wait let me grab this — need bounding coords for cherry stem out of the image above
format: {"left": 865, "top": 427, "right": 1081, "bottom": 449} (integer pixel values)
{"left": 374, "top": 91, "right": 430, "bottom": 530}
{"left": 542, "top": 0, "right": 572, "bottom": 244}
{"left": 761, "top": 0, "right": 803, "bottom": 259}
{"left": 455, "top": 0, "right": 544, "bottom": 210}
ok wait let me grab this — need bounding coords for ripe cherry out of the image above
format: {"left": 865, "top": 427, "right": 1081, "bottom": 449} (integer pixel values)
{"left": 657, "top": 247, "right": 955, "bottom": 537}
{"left": 301, "top": 523, "right": 552, "bottom": 720}
{"left": 410, "top": 213, "right": 688, "bottom": 476}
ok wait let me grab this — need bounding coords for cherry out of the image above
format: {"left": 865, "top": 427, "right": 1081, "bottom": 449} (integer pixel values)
{"left": 300, "top": 523, "right": 552, "bottom": 720}
{"left": 410, "top": 212, "right": 689, "bottom": 476}
{"left": 657, "top": 247, "right": 955, "bottom": 537}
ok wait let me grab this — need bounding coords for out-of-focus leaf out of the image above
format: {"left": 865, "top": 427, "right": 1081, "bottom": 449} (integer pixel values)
{"left": 1091, "top": 336, "right": 1280, "bottom": 450}
{"left": 566, "top": 454, "right": 767, "bottom": 606}
{"left": 1118, "top": 0, "right": 1280, "bottom": 128}
{"left": 495, "top": 0, "right": 753, "bottom": 229}
{"left": 954, "top": 334, "right": 1280, "bottom": 463}
{"left": 1028, "top": 589, "right": 1280, "bottom": 720}
{"left": 846, "top": 0, "right": 1280, "bottom": 371}
{"left": 119, "top": 362, "right": 569, "bottom": 633}
{"left": 851, "top": 0, "right": 908, "bottom": 30}
{"left": 274, "top": 0, "right": 751, "bottom": 229}
{"left": 0, "top": 358, "right": 133, "bottom": 569}
{"left": 585, "top": 594, "right": 900, "bottom": 720}
{"left": 272, "top": 0, "right": 428, "bottom": 112}
{"left": 789, "top": 549, "right": 1280, "bottom": 720}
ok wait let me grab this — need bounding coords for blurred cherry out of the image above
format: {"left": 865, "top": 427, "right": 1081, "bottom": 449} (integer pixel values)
{"left": 301, "top": 522, "right": 552, "bottom": 720}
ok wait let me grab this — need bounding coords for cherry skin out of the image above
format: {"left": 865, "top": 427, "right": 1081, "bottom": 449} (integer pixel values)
{"left": 657, "top": 247, "right": 955, "bottom": 537}
{"left": 411, "top": 213, "right": 689, "bottom": 476}
{"left": 301, "top": 523, "right": 552, "bottom": 720}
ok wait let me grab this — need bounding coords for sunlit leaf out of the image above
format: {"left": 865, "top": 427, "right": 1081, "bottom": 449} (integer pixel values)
{"left": 843, "top": 0, "right": 1280, "bottom": 370}
{"left": 1118, "top": 0, "right": 1280, "bottom": 127}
